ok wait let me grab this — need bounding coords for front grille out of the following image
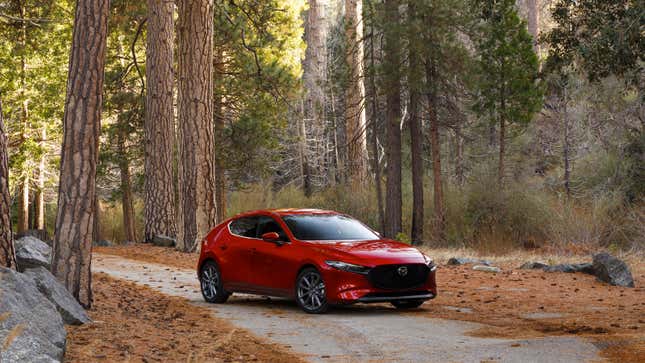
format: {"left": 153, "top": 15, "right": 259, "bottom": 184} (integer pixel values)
{"left": 368, "top": 264, "right": 429, "bottom": 290}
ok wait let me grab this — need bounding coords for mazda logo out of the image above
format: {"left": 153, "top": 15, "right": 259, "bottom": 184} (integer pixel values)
{"left": 397, "top": 266, "right": 408, "bottom": 276}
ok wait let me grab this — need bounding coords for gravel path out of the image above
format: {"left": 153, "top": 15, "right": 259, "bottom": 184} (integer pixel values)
{"left": 93, "top": 253, "right": 601, "bottom": 363}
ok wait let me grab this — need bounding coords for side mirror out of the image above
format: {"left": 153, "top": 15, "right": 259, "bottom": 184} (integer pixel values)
{"left": 261, "top": 232, "right": 283, "bottom": 245}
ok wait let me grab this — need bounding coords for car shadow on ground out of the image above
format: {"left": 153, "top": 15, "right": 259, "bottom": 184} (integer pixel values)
{"left": 194, "top": 294, "right": 427, "bottom": 317}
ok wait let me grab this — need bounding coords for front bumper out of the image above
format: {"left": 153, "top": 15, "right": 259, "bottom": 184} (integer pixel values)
{"left": 322, "top": 264, "right": 437, "bottom": 304}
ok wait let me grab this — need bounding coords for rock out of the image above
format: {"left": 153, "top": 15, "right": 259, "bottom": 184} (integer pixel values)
{"left": 14, "top": 236, "right": 52, "bottom": 272}
{"left": 519, "top": 261, "right": 548, "bottom": 270}
{"left": 15, "top": 229, "right": 50, "bottom": 245}
{"left": 447, "top": 257, "right": 492, "bottom": 266}
{"left": 23, "top": 267, "right": 90, "bottom": 325}
{"left": 592, "top": 253, "right": 634, "bottom": 287}
{"left": 472, "top": 265, "right": 500, "bottom": 273}
{"left": 152, "top": 235, "right": 176, "bottom": 247}
{"left": 93, "top": 239, "right": 113, "bottom": 247}
{"left": 543, "top": 263, "right": 596, "bottom": 275}
{"left": 0, "top": 267, "right": 66, "bottom": 362}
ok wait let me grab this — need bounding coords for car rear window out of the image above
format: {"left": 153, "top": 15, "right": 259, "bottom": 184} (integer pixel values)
{"left": 229, "top": 217, "right": 258, "bottom": 237}
{"left": 282, "top": 214, "right": 379, "bottom": 241}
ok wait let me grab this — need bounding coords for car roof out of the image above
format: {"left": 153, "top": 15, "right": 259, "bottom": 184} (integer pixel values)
{"left": 234, "top": 208, "right": 339, "bottom": 218}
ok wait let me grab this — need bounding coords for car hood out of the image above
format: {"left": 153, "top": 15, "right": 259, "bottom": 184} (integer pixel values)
{"left": 306, "top": 239, "right": 425, "bottom": 266}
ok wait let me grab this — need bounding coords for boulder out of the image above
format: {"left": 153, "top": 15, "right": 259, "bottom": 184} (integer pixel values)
{"left": 0, "top": 267, "right": 66, "bottom": 362}
{"left": 592, "top": 253, "right": 634, "bottom": 287}
{"left": 23, "top": 267, "right": 90, "bottom": 325}
{"left": 15, "top": 229, "right": 50, "bottom": 245}
{"left": 447, "top": 257, "right": 492, "bottom": 266}
{"left": 14, "top": 236, "right": 51, "bottom": 272}
{"left": 519, "top": 261, "right": 549, "bottom": 270}
{"left": 93, "top": 239, "right": 113, "bottom": 247}
{"left": 152, "top": 235, "right": 176, "bottom": 247}
{"left": 472, "top": 265, "right": 500, "bottom": 273}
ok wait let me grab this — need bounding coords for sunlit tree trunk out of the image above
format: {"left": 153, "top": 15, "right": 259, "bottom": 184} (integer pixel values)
{"left": 52, "top": 0, "right": 109, "bottom": 308}
{"left": 0, "top": 98, "right": 17, "bottom": 269}
{"left": 345, "top": 0, "right": 368, "bottom": 185}
{"left": 145, "top": 0, "right": 177, "bottom": 242}
{"left": 383, "top": 0, "right": 402, "bottom": 238}
{"left": 527, "top": 0, "right": 539, "bottom": 53}
{"left": 177, "top": 0, "right": 217, "bottom": 252}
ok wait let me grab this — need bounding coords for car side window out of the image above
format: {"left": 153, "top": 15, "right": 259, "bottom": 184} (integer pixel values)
{"left": 256, "top": 216, "right": 289, "bottom": 242}
{"left": 229, "top": 217, "right": 258, "bottom": 238}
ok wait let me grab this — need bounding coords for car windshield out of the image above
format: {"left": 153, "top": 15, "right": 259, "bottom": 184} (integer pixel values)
{"left": 282, "top": 214, "right": 379, "bottom": 241}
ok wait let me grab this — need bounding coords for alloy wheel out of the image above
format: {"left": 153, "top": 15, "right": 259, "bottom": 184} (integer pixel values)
{"left": 201, "top": 264, "right": 219, "bottom": 300}
{"left": 297, "top": 270, "right": 327, "bottom": 312}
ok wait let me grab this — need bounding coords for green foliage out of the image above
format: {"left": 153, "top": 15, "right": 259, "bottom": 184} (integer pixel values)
{"left": 472, "top": 0, "right": 543, "bottom": 131}
{"left": 543, "top": 0, "right": 644, "bottom": 88}
{"left": 0, "top": 0, "right": 72, "bottom": 192}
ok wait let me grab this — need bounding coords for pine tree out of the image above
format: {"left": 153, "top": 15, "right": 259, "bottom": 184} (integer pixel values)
{"left": 0, "top": 97, "right": 16, "bottom": 269}
{"left": 474, "top": 0, "right": 543, "bottom": 186}
{"left": 51, "top": 0, "right": 109, "bottom": 308}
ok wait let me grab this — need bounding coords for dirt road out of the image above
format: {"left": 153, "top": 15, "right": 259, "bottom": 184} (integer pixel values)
{"left": 93, "top": 253, "right": 601, "bottom": 362}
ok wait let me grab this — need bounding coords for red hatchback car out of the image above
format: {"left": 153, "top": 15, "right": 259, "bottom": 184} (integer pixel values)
{"left": 197, "top": 209, "right": 437, "bottom": 313}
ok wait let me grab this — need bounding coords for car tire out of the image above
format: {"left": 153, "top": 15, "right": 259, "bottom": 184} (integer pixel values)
{"left": 295, "top": 267, "right": 329, "bottom": 314}
{"left": 200, "top": 260, "right": 230, "bottom": 303}
{"left": 391, "top": 300, "right": 425, "bottom": 309}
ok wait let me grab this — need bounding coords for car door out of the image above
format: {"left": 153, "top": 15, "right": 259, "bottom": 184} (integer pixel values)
{"left": 223, "top": 216, "right": 259, "bottom": 290}
{"left": 249, "top": 215, "right": 299, "bottom": 296}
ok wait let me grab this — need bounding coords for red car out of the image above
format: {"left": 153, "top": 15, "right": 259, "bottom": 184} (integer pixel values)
{"left": 197, "top": 209, "right": 437, "bottom": 313}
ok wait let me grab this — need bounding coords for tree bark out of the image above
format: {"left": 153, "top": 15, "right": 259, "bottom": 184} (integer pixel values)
{"left": 408, "top": 0, "right": 423, "bottom": 245}
{"left": 383, "top": 0, "right": 402, "bottom": 239}
{"left": 214, "top": 49, "right": 226, "bottom": 223}
{"left": 1, "top": 98, "right": 17, "bottom": 269}
{"left": 177, "top": 0, "right": 217, "bottom": 252}
{"left": 368, "top": 20, "right": 385, "bottom": 235}
{"left": 52, "top": 0, "right": 109, "bottom": 308}
{"left": 118, "top": 131, "right": 137, "bottom": 243}
{"left": 527, "top": 0, "right": 539, "bottom": 54}
{"left": 344, "top": 0, "right": 368, "bottom": 185}
{"left": 144, "top": 0, "right": 176, "bottom": 242}
{"left": 425, "top": 61, "right": 445, "bottom": 242}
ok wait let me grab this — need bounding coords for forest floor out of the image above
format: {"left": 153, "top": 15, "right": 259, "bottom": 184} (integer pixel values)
{"left": 64, "top": 272, "right": 304, "bottom": 362}
{"left": 91, "top": 244, "right": 645, "bottom": 362}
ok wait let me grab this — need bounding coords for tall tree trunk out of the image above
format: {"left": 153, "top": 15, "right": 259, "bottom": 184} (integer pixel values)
{"left": 408, "top": 0, "right": 423, "bottom": 245}
{"left": 35, "top": 128, "right": 46, "bottom": 230}
{"left": 214, "top": 49, "right": 226, "bottom": 223}
{"left": 562, "top": 86, "right": 571, "bottom": 198}
{"left": 455, "top": 122, "right": 465, "bottom": 187}
{"left": 177, "top": 0, "right": 217, "bottom": 252}
{"left": 17, "top": 2, "right": 29, "bottom": 234}
{"left": 368, "top": 4, "right": 384, "bottom": 235}
{"left": 344, "top": 0, "right": 368, "bottom": 185}
{"left": 527, "top": 0, "right": 539, "bottom": 54}
{"left": 118, "top": 131, "right": 137, "bottom": 243}
{"left": 144, "top": 0, "right": 176, "bottom": 242}
{"left": 0, "top": 98, "right": 17, "bottom": 269}
{"left": 498, "top": 115, "right": 506, "bottom": 186}
{"left": 425, "top": 61, "right": 445, "bottom": 241}
{"left": 301, "top": 0, "right": 328, "bottom": 194}
{"left": 214, "top": 94, "right": 226, "bottom": 222}
{"left": 52, "top": 0, "right": 109, "bottom": 308}
{"left": 383, "top": 0, "right": 402, "bottom": 239}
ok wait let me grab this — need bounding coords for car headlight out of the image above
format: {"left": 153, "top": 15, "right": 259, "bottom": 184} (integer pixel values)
{"left": 423, "top": 254, "right": 437, "bottom": 271}
{"left": 325, "top": 260, "right": 371, "bottom": 275}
